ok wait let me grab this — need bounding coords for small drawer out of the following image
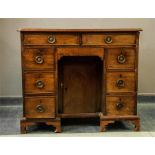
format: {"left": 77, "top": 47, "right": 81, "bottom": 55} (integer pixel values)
{"left": 24, "top": 96, "right": 55, "bottom": 118}
{"left": 106, "top": 48, "right": 136, "bottom": 69}
{"left": 23, "top": 48, "right": 55, "bottom": 70}
{"left": 24, "top": 72, "right": 55, "bottom": 94}
{"left": 82, "top": 33, "right": 136, "bottom": 45}
{"left": 106, "top": 95, "right": 135, "bottom": 116}
{"left": 106, "top": 72, "right": 135, "bottom": 93}
{"left": 23, "top": 33, "right": 79, "bottom": 45}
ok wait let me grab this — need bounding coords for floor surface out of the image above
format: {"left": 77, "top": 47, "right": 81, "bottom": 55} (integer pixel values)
{"left": 0, "top": 103, "right": 155, "bottom": 137}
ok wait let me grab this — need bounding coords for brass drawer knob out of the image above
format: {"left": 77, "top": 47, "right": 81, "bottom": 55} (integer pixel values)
{"left": 116, "top": 102, "right": 124, "bottom": 110}
{"left": 116, "top": 79, "right": 125, "bottom": 88}
{"left": 48, "top": 35, "right": 56, "bottom": 44}
{"left": 104, "top": 36, "right": 113, "bottom": 44}
{"left": 117, "top": 54, "right": 126, "bottom": 64}
{"left": 35, "top": 80, "right": 44, "bottom": 89}
{"left": 35, "top": 55, "right": 44, "bottom": 64}
{"left": 36, "top": 105, "right": 45, "bottom": 113}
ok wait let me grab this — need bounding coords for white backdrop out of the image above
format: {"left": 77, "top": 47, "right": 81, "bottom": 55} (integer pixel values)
{"left": 0, "top": 18, "right": 155, "bottom": 97}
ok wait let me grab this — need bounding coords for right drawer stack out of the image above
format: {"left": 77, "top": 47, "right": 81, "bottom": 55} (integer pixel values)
{"left": 105, "top": 48, "right": 137, "bottom": 116}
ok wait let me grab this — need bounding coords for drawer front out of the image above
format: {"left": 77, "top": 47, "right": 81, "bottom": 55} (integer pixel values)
{"left": 23, "top": 33, "right": 79, "bottom": 45}
{"left": 56, "top": 47, "right": 104, "bottom": 60}
{"left": 82, "top": 34, "right": 136, "bottom": 45}
{"left": 25, "top": 97, "right": 55, "bottom": 118}
{"left": 106, "top": 72, "right": 135, "bottom": 93}
{"left": 106, "top": 48, "right": 136, "bottom": 69}
{"left": 106, "top": 96, "right": 135, "bottom": 116}
{"left": 23, "top": 48, "right": 55, "bottom": 70}
{"left": 24, "top": 72, "right": 55, "bottom": 94}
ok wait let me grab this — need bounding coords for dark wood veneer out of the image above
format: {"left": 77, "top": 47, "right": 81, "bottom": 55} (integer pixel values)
{"left": 20, "top": 29, "right": 141, "bottom": 133}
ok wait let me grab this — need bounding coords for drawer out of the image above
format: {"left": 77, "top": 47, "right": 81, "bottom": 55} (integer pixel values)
{"left": 23, "top": 48, "right": 55, "bottom": 70}
{"left": 23, "top": 33, "right": 79, "bottom": 45}
{"left": 24, "top": 72, "right": 55, "bottom": 94}
{"left": 106, "top": 95, "right": 135, "bottom": 116}
{"left": 24, "top": 96, "right": 55, "bottom": 118}
{"left": 106, "top": 72, "right": 135, "bottom": 93}
{"left": 82, "top": 33, "right": 136, "bottom": 45}
{"left": 106, "top": 48, "right": 136, "bottom": 69}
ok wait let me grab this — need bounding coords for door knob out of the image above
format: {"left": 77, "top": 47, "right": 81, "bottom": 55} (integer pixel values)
{"left": 60, "top": 82, "right": 64, "bottom": 88}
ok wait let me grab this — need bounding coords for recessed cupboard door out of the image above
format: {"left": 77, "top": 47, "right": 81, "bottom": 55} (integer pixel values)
{"left": 57, "top": 47, "right": 103, "bottom": 114}
{"left": 60, "top": 56, "right": 102, "bottom": 114}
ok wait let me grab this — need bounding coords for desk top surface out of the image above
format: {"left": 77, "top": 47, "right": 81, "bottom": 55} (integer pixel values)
{"left": 18, "top": 28, "right": 142, "bottom": 32}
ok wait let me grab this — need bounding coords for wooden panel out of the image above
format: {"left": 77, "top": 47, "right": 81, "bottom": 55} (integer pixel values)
{"left": 24, "top": 72, "right": 55, "bottom": 94}
{"left": 106, "top": 96, "right": 135, "bottom": 116}
{"left": 25, "top": 96, "right": 55, "bottom": 118}
{"left": 106, "top": 48, "right": 136, "bottom": 69}
{"left": 60, "top": 56, "right": 102, "bottom": 114}
{"left": 82, "top": 33, "right": 136, "bottom": 45}
{"left": 23, "top": 48, "right": 55, "bottom": 70}
{"left": 57, "top": 47, "right": 104, "bottom": 60}
{"left": 23, "top": 33, "right": 79, "bottom": 45}
{"left": 106, "top": 72, "right": 135, "bottom": 93}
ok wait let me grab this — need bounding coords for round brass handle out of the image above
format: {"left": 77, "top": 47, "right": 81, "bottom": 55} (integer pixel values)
{"left": 35, "top": 80, "right": 44, "bottom": 89}
{"left": 116, "top": 102, "right": 124, "bottom": 110}
{"left": 116, "top": 79, "right": 125, "bottom": 88}
{"left": 48, "top": 35, "right": 56, "bottom": 44}
{"left": 36, "top": 105, "right": 45, "bottom": 113}
{"left": 117, "top": 54, "right": 126, "bottom": 64}
{"left": 35, "top": 56, "right": 44, "bottom": 64}
{"left": 104, "top": 36, "right": 113, "bottom": 44}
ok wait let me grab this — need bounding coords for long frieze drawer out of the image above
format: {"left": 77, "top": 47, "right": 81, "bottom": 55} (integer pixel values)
{"left": 106, "top": 95, "right": 135, "bottom": 116}
{"left": 24, "top": 96, "right": 55, "bottom": 118}
{"left": 82, "top": 33, "right": 136, "bottom": 45}
{"left": 106, "top": 72, "right": 136, "bottom": 93}
{"left": 24, "top": 72, "right": 55, "bottom": 94}
{"left": 23, "top": 48, "right": 55, "bottom": 70}
{"left": 106, "top": 48, "right": 136, "bottom": 69}
{"left": 23, "top": 33, "right": 79, "bottom": 45}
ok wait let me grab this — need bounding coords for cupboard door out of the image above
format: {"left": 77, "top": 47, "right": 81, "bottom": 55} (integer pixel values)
{"left": 58, "top": 49, "right": 103, "bottom": 114}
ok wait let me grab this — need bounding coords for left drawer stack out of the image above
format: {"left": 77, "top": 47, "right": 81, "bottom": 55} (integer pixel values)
{"left": 22, "top": 47, "right": 56, "bottom": 119}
